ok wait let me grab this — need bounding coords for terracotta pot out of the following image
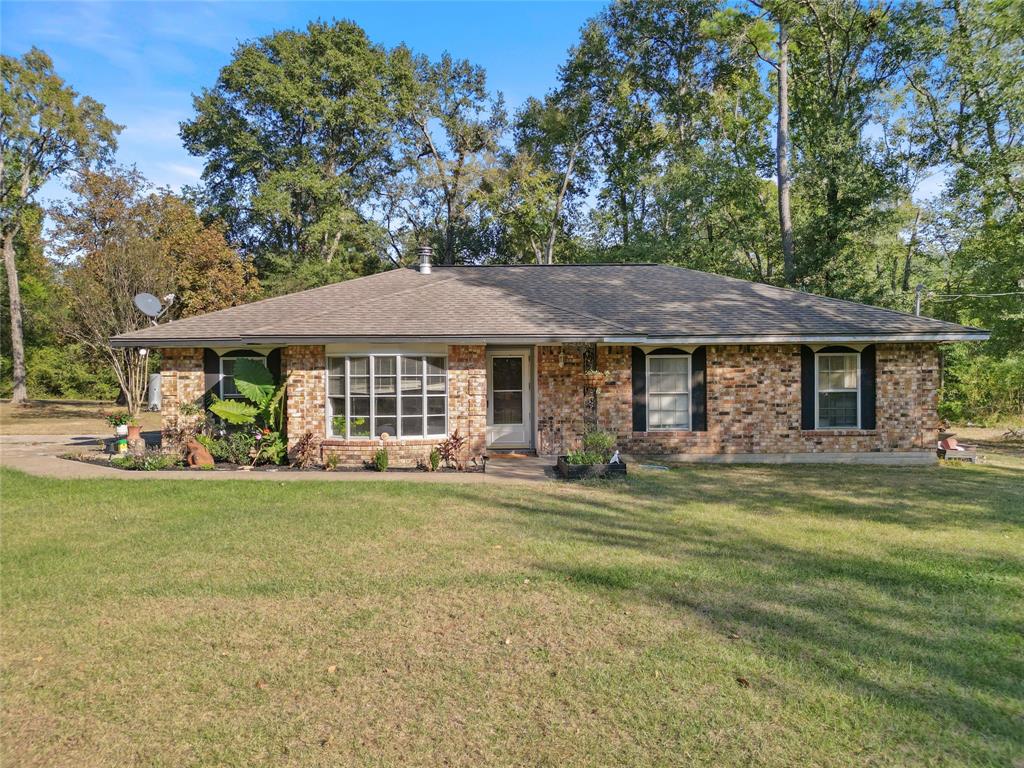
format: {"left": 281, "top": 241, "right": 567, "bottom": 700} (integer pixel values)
{"left": 127, "top": 424, "right": 142, "bottom": 441}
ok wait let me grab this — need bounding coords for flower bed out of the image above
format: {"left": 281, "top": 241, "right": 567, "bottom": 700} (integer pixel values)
{"left": 555, "top": 455, "right": 627, "bottom": 480}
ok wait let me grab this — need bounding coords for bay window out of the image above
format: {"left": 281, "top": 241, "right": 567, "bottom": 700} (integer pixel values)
{"left": 815, "top": 352, "right": 860, "bottom": 428}
{"left": 327, "top": 354, "right": 447, "bottom": 439}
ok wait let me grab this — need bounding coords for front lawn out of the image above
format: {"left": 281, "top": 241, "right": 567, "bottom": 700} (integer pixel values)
{"left": 1, "top": 460, "right": 1021, "bottom": 767}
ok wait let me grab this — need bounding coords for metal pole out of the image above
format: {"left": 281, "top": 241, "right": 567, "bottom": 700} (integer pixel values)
{"left": 914, "top": 283, "right": 924, "bottom": 316}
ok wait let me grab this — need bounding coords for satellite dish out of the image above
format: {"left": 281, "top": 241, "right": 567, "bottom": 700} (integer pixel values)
{"left": 133, "top": 293, "right": 163, "bottom": 318}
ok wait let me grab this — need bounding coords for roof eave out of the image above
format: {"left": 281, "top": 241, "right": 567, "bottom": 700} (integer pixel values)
{"left": 109, "top": 330, "right": 990, "bottom": 348}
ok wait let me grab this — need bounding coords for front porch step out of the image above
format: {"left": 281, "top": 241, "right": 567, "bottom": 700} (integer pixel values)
{"left": 486, "top": 449, "right": 538, "bottom": 457}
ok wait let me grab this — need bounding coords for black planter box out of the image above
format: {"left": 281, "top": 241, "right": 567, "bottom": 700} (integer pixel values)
{"left": 555, "top": 456, "right": 627, "bottom": 479}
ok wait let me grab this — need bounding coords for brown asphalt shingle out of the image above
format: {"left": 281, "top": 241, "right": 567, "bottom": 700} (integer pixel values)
{"left": 110, "top": 264, "right": 986, "bottom": 346}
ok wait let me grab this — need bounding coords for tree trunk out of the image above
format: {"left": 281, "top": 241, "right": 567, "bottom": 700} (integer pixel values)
{"left": 902, "top": 209, "right": 921, "bottom": 292}
{"left": 544, "top": 142, "right": 579, "bottom": 265}
{"left": 777, "top": 20, "right": 795, "bottom": 286}
{"left": 2, "top": 232, "right": 28, "bottom": 404}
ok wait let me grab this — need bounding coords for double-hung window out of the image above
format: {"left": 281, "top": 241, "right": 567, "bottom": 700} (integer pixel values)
{"left": 327, "top": 354, "right": 447, "bottom": 439}
{"left": 815, "top": 352, "right": 860, "bottom": 428}
{"left": 220, "top": 356, "right": 266, "bottom": 399}
{"left": 646, "top": 355, "right": 691, "bottom": 430}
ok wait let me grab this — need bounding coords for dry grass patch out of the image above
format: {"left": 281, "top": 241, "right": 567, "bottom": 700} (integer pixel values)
{"left": 0, "top": 401, "right": 160, "bottom": 436}
{"left": 1, "top": 460, "right": 1022, "bottom": 767}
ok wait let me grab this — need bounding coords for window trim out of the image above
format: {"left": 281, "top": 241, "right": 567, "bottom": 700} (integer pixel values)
{"left": 645, "top": 353, "right": 692, "bottom": 432}
{"left": 219, "top": 354, "right": 267, "bottom": 399}
{"left": 325, "top": 353, "right": 448, "bottom": 440}
{"left": 814, "top": 351, "right": 861, "bottom": 429}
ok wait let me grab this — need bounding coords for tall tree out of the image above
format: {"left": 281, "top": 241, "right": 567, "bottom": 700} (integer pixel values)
{"left": 53, "top": 167, "right": 261, "bottom": 412}
{"left": 181, "top": 21, "right": 415, "bottom": 292}
{"left": 395, "top": 53, "right": 507, "bottom": 264}
{"left": 0, "top": 47, "right": 120, "bottom": 402}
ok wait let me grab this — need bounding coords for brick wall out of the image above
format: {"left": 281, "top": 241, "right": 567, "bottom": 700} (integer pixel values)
{"left": 158, "top": 348, "right": 205, "bottom": 433}
{"left": 536, "top": 344, "right": 586, "bottom": 455}
{"left": 593, "top": 343, "right": 939, "bottom": 457}
{"left": 283, "top": 345, "right": 327, "bottom": 450}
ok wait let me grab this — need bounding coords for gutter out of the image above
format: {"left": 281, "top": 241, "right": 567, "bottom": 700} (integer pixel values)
{"left": 109, "top": 331, "right": 990, "bottom": 348}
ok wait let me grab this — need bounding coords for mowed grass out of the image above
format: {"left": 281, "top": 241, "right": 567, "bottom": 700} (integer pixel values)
{"left": 1, "top": 460, "right": 1022, "bottom": 768}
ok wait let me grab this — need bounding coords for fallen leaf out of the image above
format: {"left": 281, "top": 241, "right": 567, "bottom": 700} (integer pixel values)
{"left": 727, "top": 631, "right": 741, "bottom": 640}
{"left": 736, "top": 677, "right": 750, "bottom": 688}
{"left": 503, "top": 636, "right": 512, "bottom": 646}
{"left": 256, "top": 679, "right": 268, "bottom": 690}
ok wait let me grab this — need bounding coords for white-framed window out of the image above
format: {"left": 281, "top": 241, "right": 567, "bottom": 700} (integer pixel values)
{"left": 646, "top": 354, "right": 691, "bottom": 431}
{"left": 326, "top": 354, "right": 447, "bottom": 439}
{"left": 220, "top": 355, "right": 267, "bottom": 399}
{"left": 815, "top": 352, "right": 860, "bottom": 428}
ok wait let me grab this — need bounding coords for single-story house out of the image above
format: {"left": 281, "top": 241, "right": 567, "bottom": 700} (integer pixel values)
{"left": 111, "top": 254, "right": 988, "bottom": 466}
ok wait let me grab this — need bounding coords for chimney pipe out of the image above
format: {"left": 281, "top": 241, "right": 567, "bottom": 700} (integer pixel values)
{"left": 417, "top": 244, "right": 433, "bottom": 274}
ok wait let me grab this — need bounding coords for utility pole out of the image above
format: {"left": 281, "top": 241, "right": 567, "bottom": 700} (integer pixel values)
{"left": 914, "top": 283, "right": 924, "bottom": 316}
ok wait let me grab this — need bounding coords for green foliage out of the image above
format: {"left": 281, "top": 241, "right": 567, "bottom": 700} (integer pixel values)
{"left": 565, "top": 450, "right": 607, "bottom": 465}
{"left": 208, "top": 358, "right": 285, "bottom": 432}
{"left": 253, "top": 431, "right": 287, "bottom": 466}
{"left": 372, "top": 447, "right": 389, "bottom": 472}
{"left": 110, "top": 450, "right": 180, "bottom": 471}
{"left": 940, "top": 348, "right": 1024, "bottom": 425}
{"left": 429, "top": 447, "right": 441, "bottom": 472}
{"left": 581, "top": 429, "right": 616, "bottom": 462}
{"left": 197, "top": 432, "right": 254, "bottom": 465}
{"left": 208, "top": 398, "right": 261, "bottom": 425}
{"left": 181, "top": 20, "right": 410, "bottom": 277}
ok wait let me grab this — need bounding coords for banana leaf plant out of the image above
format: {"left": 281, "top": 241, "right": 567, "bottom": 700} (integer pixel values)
{"left": 209, "top": 358, "right": 285, "bottom": 431}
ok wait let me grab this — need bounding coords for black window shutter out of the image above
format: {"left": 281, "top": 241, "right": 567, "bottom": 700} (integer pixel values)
{"left": 266, "top": 348, "right": 282, "bottom": 384}
{"left": 631, "top": 347, "right": 646, "bottom": 432}
{"left": 691, "top": 346, "right": 707, "bottom": 431}
{"left": 860, "top": 344, "right": 876, "bottom": 429}
{"left": 203, "top": 348, "right": 220, "bottom": 404}
{"left": 800, "top": 345, "right": 815, "bottom": 430}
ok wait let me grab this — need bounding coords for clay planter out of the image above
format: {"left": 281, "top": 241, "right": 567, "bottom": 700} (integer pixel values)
{"left": 556, "top": 456, "right": 627, "bottom": 480}
{"left": 127, "top": 424, "right": 142, "bottom": 441}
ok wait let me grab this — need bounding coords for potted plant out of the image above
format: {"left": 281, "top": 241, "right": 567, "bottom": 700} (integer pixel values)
{"left": 106, "top": 412, "right": 132, "bottom": 437}
{"left": 126, "top": 418, "right": 142, "bottom": 442}
{"left": 555, "top": 429, "right": 627, "bottom": 479}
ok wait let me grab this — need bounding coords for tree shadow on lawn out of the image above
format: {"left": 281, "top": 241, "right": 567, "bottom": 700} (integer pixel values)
{"left": 446, "top": 461, "right": 1024, "bottom": 759}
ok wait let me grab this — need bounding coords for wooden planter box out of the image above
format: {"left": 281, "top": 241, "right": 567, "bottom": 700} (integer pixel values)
{"left": 556, "top": 456, "right": 627, "bottom": 480}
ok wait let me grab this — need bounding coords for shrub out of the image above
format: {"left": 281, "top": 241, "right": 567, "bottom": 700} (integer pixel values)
{"left": 429, "top": 447, "right": 441, "bottom": 472}
{"left": 581, "top": 429, "right": 615, "bottom": 462}
{"left": 437, "top": 429, "right": 468, "bottom": 470}
{"left": 111, "top": 450, "right": 180, "bottom": 471}
{"left": 565, "top": 450, "right": 606, "bottom": 465}
{"left": 372, "top": 447, "right": 389, "bottom": 472}
{"left": 289, "top": 432, "right": 320, "bottom": 468}
{"left": 253, "top": 430, "right": 287, "bottom": 465}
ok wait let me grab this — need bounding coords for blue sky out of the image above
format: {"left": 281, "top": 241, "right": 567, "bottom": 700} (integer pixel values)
{"left": 2, "top": 1, "right": 603, "bottom": 199}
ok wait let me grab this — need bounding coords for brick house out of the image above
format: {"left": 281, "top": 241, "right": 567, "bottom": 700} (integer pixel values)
{"left": 111, "top": 258, "right": 987, "bottom": 466}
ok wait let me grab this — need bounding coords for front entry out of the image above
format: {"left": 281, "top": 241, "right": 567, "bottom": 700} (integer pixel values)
{"left": 486, "top": 350, "right": 533, "bottom": 449}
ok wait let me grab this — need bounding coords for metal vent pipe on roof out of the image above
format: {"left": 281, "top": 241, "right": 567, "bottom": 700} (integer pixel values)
{"left": 417, "top": 244, "right": 433, "bottom": 274}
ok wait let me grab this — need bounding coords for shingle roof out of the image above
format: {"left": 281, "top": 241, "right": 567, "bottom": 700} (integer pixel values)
{"left": 110, "top": 264, "right": 987, "bottom": 346}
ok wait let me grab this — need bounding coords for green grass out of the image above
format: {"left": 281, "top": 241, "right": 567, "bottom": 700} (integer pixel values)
{"left": 1, "top": 460, "right": 1022, "bottom": 767}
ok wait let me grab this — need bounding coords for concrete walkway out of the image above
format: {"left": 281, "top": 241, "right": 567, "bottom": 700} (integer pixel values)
{"left": 0, "top": 434, "right": 557, "bottom": 483}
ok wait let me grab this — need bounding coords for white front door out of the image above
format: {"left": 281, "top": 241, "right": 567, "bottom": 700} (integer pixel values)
{"left": 486, "top": 352, "right": 533, "bottom": 448}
